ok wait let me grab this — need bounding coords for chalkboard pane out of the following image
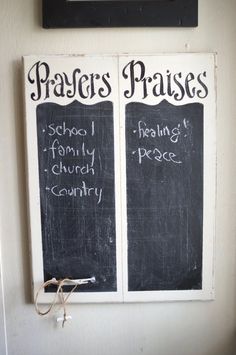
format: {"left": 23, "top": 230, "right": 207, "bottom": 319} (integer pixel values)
{"left": 126, "top": 101, "right": 203, "bottom": 291}
{"left": 43, "top": 0, "right": 198, "bottom": 28}
{"left": 37, "top": 101, "right": 116, "bottom": 292}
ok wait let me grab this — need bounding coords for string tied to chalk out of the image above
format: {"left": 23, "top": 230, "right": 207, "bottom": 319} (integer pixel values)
{"left": 34, "top": 277, "right": 96, "bottom": 327}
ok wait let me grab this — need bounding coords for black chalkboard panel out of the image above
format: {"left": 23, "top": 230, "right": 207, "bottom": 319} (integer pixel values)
{"left": 37, "top": 100, "right": 116, "bottom": 292}
{"left": 126, "top": 100, "right": 203, "bottom": 291}
{"left": 43, "top": 0, "right": 198, "bottom": 28}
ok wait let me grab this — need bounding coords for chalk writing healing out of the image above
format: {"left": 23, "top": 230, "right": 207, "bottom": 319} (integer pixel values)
{"left": 135, "top": 120, "right": 186, "bottom": 143}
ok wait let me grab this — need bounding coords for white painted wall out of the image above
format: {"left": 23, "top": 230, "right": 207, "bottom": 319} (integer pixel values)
{"left": 0, "top": 232, "right": 7, "bottom": 355}
{"left": 0, "top": 0, "right": 236, "bottom": 354}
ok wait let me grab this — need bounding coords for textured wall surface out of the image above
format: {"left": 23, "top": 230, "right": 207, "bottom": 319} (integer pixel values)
{"left": 0, "top": 0, "right": 236, "bottom": 354}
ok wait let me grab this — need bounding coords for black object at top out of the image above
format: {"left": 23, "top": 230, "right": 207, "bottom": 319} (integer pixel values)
{"left": 42, "top": 0, "right": 198, "bottom": 28}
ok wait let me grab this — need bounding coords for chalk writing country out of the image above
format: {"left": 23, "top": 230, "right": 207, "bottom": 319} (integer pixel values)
{"left": 46, "top": 181, "right": 103, "bottom": 204}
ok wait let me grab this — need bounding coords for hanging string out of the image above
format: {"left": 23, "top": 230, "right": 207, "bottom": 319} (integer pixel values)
{"left": 34, "top": 278, "right": 79, "bottom": 327}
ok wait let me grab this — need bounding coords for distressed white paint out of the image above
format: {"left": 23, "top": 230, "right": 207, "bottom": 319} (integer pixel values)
{"left": 0, "top": 236, "right": 7, "bottom": 355}
{"left": 119, "top": 53, "right": 216, "bottom": 302}
{"left": 24, "top": 54, "right": 216, "bottom": 303}
{"left": 23, "top": 55, "right": 123, "bottom": 304}
{"left": 0, "top": 0, "right": 236, "bottom": 354}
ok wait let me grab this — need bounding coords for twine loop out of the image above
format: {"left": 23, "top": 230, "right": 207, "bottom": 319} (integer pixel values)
{"left": 34, "top": 278, "right": 79, "bottom": 327}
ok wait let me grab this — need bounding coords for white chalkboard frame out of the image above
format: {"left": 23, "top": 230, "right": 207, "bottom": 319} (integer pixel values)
{"left": 119, "top": 54, "right": 216, "bottom": 302}
{"left": 23, "top": 55, "right": 123, "bottom": 303}
{"left": 23, "top": 53, "right": 216, "bottom": 303}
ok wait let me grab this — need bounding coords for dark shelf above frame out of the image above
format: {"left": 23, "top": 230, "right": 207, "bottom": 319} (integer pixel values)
{"left": 43, "top": 0, "right": 198, "bottom": 28}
